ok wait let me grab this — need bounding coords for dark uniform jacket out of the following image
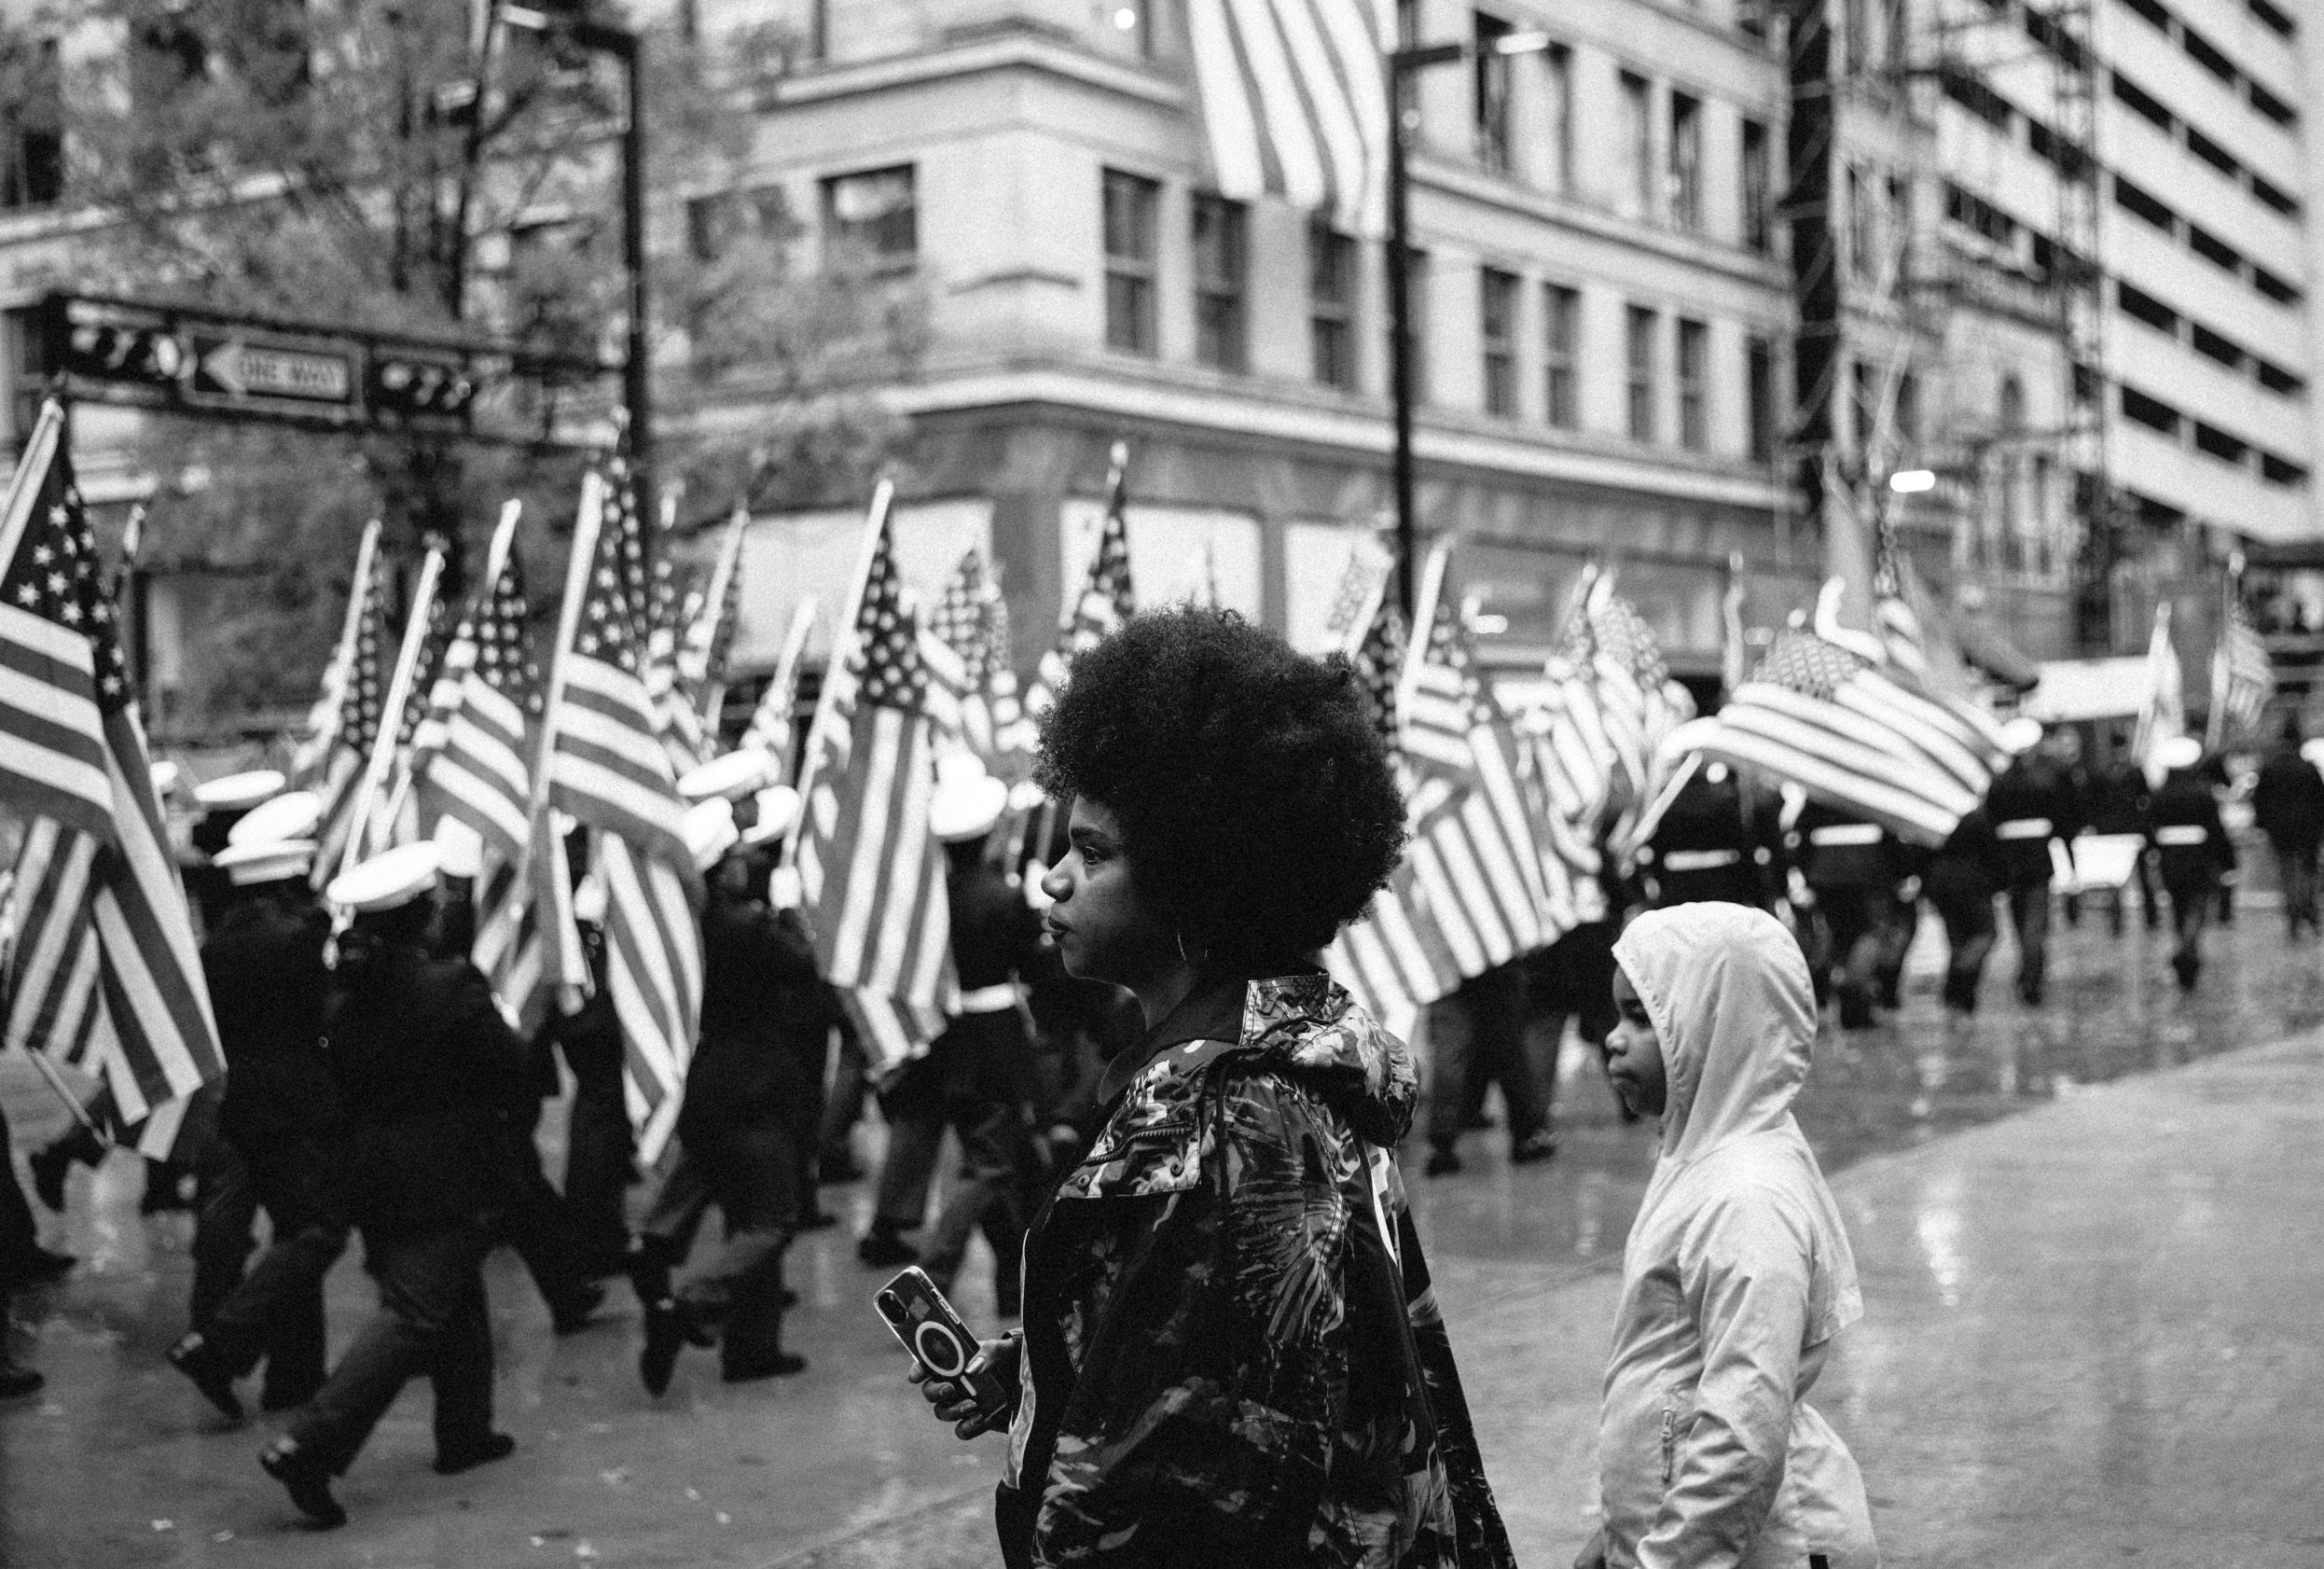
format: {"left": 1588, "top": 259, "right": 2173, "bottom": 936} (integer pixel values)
{"left": 2148, "top": 769, "right": 2234, "bottom": 886}
{"left": 1639, "top": 769, "right": 1778, "bottom": 909}
{"left": 1000, "top": 973, "right": 1515, "bottom": 1569}
{"left": 207, "top": 898, "right": 339, "bottom": 1153}
{"left": 679, "top": 894, "right": 835, "bottom": 1142}
{"left": 1985, "top": 756, "right": 2085, "bottom": 889}
{"left": 932, "top": 859, "right": 1046, "bottom": 1100}
{"left": 1922, "top": 806, "right": 2004, "bottom": 908}
{"left": 2252, "top": 748, "right": 2324, "bottom": 849}
{"left": 1791, "top": 802, "right": 1899, "bottom": 890}
{"left": 2087, "top": 760, "right": 2151, "bottom": 836}
{"left": 324, "top": 950, "right": 533, "bottom": 1229}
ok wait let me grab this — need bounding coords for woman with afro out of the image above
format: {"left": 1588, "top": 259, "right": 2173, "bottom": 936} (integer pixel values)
{"left": 913, "top": 607, "right": 1516, "bottom": 1569}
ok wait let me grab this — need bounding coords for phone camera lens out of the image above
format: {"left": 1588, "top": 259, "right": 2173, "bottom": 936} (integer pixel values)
{"left": 876, "top": 1290, "right": 903, "bottom": 1320}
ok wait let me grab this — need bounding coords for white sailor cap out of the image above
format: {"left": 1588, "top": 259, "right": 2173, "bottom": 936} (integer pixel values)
{"left": 195, "top": 770, "right": 286, "bottom": 812}
{"left": 325, "top": 842, "right": 443, "bottom": 913}
{"left": 678, "top": 748, "right": 780, "bottom": 804}
{"left": 228, "top": 790, "right": 324, "bottom": 847}
{"left": 434, "top": 817, "right": 484, "bottom": 880}
{"left": 1006, "top": 779, "right": 1047, "bottom": 814}
{"left": 685, "top": 798, "right": 740, "bottom": 871}
{"left": 213, "top": 839, "right": 318, "bottom": 886}
{"left": 739, "top": 784, "right": 800, "bottom": 848}
{"left": 574, "top": 873, "right": 608, "bottom": 925}
{"left": 151, "top": 760, "right": 183, "bottom": 800}
{"left": 930, "top": 754, "right": 1007, "bottom": 844}
{"left": 1999, "top": 716, "right": 2047, "bottom": 757}
{"left": 2159, "top": 735, "right": 2204, "bottom": 771}
{"left": 2302, "top": 738, "right": 2324, "bottom": 768}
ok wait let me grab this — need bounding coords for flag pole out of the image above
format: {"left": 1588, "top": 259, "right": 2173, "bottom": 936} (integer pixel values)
{"left": 782, "top": 479, "right": 893, "bottom": 868}
{"left": 337, "top": 548, "right": 445, "bottom": 881}
{"left": 380, "top": 500, "right": 522, "bottom": 838}
{"left": 692, "top": 506, "right": 750, "bottom": 731}
{"left": 24, "top": 1047, "right": 109, "bottom": 1146}
{"left": 0, "top": 400, "right": 64, "bottom": 570}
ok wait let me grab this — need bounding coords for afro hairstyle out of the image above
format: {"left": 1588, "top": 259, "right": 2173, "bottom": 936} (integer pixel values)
{"left": 1035, "top": 606, "right": 1407, "bottom": 974}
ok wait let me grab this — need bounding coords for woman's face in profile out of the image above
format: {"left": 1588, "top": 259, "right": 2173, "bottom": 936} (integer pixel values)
{"left": 1041, "top": 797, "right": 1174, "bottom": 989}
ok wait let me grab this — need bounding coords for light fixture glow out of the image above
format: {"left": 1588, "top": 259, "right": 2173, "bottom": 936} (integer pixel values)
{"left": 1114, "top": 5, "right": 1140, "bottom": 29}
{"left": 1888, "top": 468, "right": 1938, "bottom": 493}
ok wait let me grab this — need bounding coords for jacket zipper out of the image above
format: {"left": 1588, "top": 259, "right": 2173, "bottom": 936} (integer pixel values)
{"left": 1659, "top": 1409, "right": 1677, "bottom": 1483}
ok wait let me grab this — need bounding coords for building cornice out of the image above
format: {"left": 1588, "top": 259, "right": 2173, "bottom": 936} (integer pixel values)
{"left": 758, "top": 32, "right": 1186, "bottom": 117}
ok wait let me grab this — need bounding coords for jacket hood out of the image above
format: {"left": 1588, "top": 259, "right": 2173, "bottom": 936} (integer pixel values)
{"left": 1238, "top": 973, "right": 1419, "bottom": 1147}
{"left": 1612, "top": 902, "right": 1818, "bottom": 1169}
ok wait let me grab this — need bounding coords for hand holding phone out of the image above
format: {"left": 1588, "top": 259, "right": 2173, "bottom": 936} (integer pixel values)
{"left": 876, "top": 1267, "right": 1016, "bottom": 1431}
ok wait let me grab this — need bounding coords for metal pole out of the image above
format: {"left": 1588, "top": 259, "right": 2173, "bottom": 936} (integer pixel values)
{"left": 1387, "top": 57, "right": 1418, "bottom": 625}
{"left": 616, "top": 28, "right": 653, "bottom": 528}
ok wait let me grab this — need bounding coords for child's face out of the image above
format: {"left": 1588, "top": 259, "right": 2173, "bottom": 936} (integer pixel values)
{"left": 1604, "top": 970, "right": 1667, "bottom": 1118}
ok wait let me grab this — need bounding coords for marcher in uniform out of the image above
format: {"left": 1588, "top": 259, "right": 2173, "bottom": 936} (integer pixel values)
{"left": 534, "top": 873, "right": 636, "bottom": 1277}
{"left": 1790, "top": 800, "right": 1902, "bottom": 1030}
{"left": 166, "top": 792, "right": 342, "bottom": 1419}
{"left": 1921, "top": 802, "right": 2003, "bottom": 1015}
{"left": 915, "top": 755, "right": 1047, "bottom": 1309}
{"left": 2088, "top": 732, "right": 2160, "bottom": 934}
{"left": 1580, "top": 902, "right": 1874, "bottom": 1569}
{"left": 1424, "top": 956, "right": 1557, "bottom": 1175}
{"left": 1636, "top": 760, "right": 1779, "bottom": 912}
{"left": 911, "top": 608, "right": 1515, "bottom": 1569}
{"left": 257, "top": 843, "right": 533, "bottom": 1528}
{"left": 2148, "top": 735, "right": 2234, "bottom": 992}
{"left": 634, "top": 759, "right": 824, "bottom": 1394}
{"left": 2251, "top": 721, "right": 2324, "bottom": 939}
{"left": 1985, "top": 716, "right": 2084, "bottom": 1006}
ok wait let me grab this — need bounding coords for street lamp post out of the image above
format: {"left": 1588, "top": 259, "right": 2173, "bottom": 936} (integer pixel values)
{"left": 1386, "top": 32, "right": 1553, "bottom": 621}
{"left": 502, "top": 7, "right": 652, "bottom": 518}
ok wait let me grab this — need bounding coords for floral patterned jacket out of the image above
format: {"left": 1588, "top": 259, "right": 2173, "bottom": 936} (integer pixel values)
{"left": 996, "top": 972, "right": 1518, "bottom": 1569}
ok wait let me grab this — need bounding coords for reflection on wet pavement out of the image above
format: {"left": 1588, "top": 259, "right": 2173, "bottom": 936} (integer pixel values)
{"left": 2, "top": 909, "right": 2317, "bottom": 1565}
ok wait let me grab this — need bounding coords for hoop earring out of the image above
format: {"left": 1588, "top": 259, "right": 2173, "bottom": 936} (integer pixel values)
{"left": 1175, "top": 929, "right": 1193, "bottom": 968}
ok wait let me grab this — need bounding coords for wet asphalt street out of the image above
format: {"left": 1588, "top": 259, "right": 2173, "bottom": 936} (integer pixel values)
{"left": 4, "top": 897, "right": 2321, "bottom": 1568}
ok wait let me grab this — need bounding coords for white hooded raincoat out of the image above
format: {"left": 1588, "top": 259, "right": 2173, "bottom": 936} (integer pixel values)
{"left": 1601, "top": 904, "right": 1875, "bottom": 1569}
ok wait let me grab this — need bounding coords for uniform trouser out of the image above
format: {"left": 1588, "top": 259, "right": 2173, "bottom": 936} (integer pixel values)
{"left": 2272, "top": 838, "right": 2319, "bottom": 933}
{"left": 288, "top": 1221, "right": 495, "bottom": 1475}
{"left": 0, "top": 1100, "right": 42, "bottom": 1265}
{"left": 502, "top": 1114, "right": 590, "bottom": 1314}
{"left": 189, "top": 1138, "right": 259, "bottom": 1338}
{"left": 819, "top": 1025, "right": 871, "bottom": 1174}
{"left": 201, "top": 1136, "right": 345, "bottom": 1402}
{"left": 1930, "top": 889, "right": 1997, "bottom": 1012}
{"left": 1817, "top": 886, "right": 1895, "bottom": 1020}
{"left": 1427, "top": 962, "right": 1543, "bottom": 1151}
{"left": 2165, "top": 872, "right": 2216, "bottom": 977}
{"left": 560, "top": 1052, "right": 634, "bottom": 1267}
{"left": 2005, "top": 882, "right": 2053, "bottom": 1001}
{"left": 871, "top": 1058, "right": 945, "bottom": 1230}
{"left": 913, "top": 1019, "right": 1034, "bottom": 1295}
{"left": 1875, "top": 896, "right": 1919, "bottom": 1007}
{"left": 649, "top": 1118, "right": 797, "bottom": 1365}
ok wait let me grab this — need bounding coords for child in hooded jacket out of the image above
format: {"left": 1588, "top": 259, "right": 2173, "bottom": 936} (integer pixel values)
{"left": 1578, "top": 902, "right": 1877, "bottom": 1569}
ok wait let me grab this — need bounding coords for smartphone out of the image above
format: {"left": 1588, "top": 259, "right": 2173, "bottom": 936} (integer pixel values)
{"left": 874, "top": 1266, "right": 1012, "bottom": 1420}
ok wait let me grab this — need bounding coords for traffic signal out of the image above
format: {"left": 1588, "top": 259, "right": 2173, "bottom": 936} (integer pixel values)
{"left": 367, "top": 354, "right": 477, "bottom": 423}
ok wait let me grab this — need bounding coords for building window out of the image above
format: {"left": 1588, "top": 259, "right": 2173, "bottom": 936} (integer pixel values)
{"left": 1747, "top": 334, "right": 1776, "bottom": 462}
{"left": 1542, "top": 45, "right": 1573, "bottom": 196}
{"left": 4, "top": 304, "right": 55, "bottom": 445}
{"left": 1391, "top": 246, "right": 1432, "bottom": 405}
{"left": 1625, "top": 305, "right": 1658, "bottom": 441}
{"left": 2, "top": 36, "right": 62, "bottom": 210}
{"left": 1309, "top": 224, "right": 1359, "bottom": 391}
{"left": 1543, "top": 284, "right": 1580, "bottom": 429}
{"left": 1480, "top": 267, "right": 1520, "bottom": 417}
{"left": 1847, "top": 164, "right": 1875, "bottom": 281}
{"left": 821, "top": 165, "right": 917, "bottom": 272}
{"left": 1192, "top": 194, "right": 1248, "bottom": 372}
{"left": 1103, "top": 168, "right": 1161, "bottom": 355}
{"left": 1473, "top": 11, "right": 1514, "bottom": 174}
{"left": 1668, "top": 92, "right": 1703, "bottom": 233}
{"left": 1741, "top": 118, "right": 1771, "bottom": 253}
{"left": 687, "top": 186, "right": 789, "bottom": 264}
{"left": 1677, "top": 318, "right": 1708, "bottom": 450}
{"left": 1619, "top": 73, "right": 1653, "bottom": 222}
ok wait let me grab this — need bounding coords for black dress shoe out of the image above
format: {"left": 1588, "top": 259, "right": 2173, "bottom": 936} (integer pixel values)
{"left": 166, "top": 1333, "right": 244, "bottom": 1421}
{"left": 720, "top": 1352, "right": 807, "bottom": 1382}
{"left": 434, "top": 1432, "right": 516, "bottom": 1475}
{"left": 1508, "top": 1131, "right": 1558, "bottom": 1165}
{"left": 855, "top": 1230, "right": 919, "bottom": 1268}
{"left": 0, "top": 1361, "right": 43, "bottom": 1399}
{"left": 639, "top": 1298, "right": 704, "bottom": 1397}
{"left": 550, "top": 1283, "right": 606, "bottom": 1336}
{"left": 259, "top": 1438, "right": 346, "bottom": 1528}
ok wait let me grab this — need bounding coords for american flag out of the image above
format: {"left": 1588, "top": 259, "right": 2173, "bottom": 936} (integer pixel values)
{"left": 1323, "top": 590, "right": 1461, "bottom": 1034}
{"left": 306, "top": 528, "right": 394, "bottom": 880}
{"left": 1688, "top": 625, "right": 1991, "bottom": 846}
{"left": 678, "top": 509, "right": 747, "bottom": 732}
{"left": 1872, "top": 519, "right": 2013, "bottom": 761}
{"left": 0, "top": 403, "right": 223, "bottom": 1145}
{"left": 292, "top": 520, "right": 381, "bottom": 783}
{"left": 739, "top": 598, "right": 817, "bottom": 780}
{"left": 2212, "top": 594, "right": 2272, "bottom": 740}
{"left": 794, "top": 485, "right": 956, "bottom": 1072}
{"left": 546, "top": 458, "right": 701, "bottom": 1162}
{"left": 418, "top": 529, "right": 539, "bottom": 863}
{"left": 1396, "top": 548, "right": 1567, "bottom": 972}
{"left": 927, "top": 548, "right": 1031, "bottom": 770}
{"left": 638, "top": 497, "right": 710, "bottom": 775}
{"left": 2133, "top": 601, "right": 2186, "bottom": 789}
{"left": 1026, "top": 443, "right": 1135, "bottom": 718}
